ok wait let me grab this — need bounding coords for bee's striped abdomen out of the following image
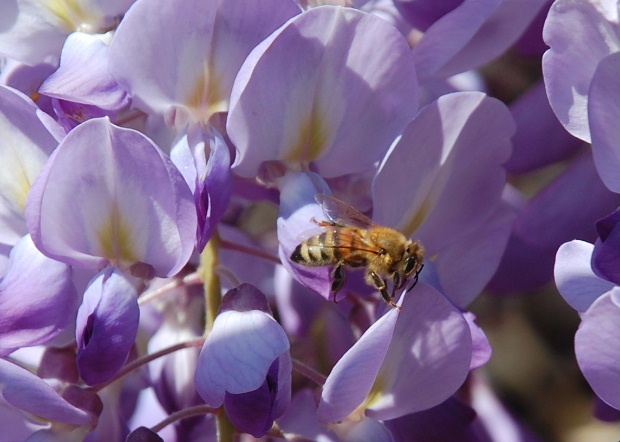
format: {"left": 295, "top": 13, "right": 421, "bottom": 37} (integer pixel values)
{"left": 291, "top": 231, "right": 342, "bottom": 266}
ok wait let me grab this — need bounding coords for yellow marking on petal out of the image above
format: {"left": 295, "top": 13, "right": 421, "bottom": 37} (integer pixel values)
{"left": 401, "top": 196, "right": 433, "bottom": 238}
{"left": 284, "top": 105, "right": 328, "bottom": 164}
{"left": 186, "top": 62, "right": 228, "bottom": 125}
{"left": 11, "top": 165, "right": 33, "bottom": 214}
{"left": 96, "top": 204, "right": 138, "bottom": 267}
{"left": 42, "top": 0, "right": 98, "bottom": 32}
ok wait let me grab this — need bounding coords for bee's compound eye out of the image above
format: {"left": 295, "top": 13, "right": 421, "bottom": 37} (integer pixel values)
{"left": 404, "top": 255, "right": 418, "bottom": 275}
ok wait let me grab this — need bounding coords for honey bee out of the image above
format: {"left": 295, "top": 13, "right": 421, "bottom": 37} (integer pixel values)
{"left": 290, "top": 194, "right": 424, "bottom": 310}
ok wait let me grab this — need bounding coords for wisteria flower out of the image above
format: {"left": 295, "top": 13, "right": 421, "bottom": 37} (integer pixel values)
{"left": 194, "top": 284, "right": 291, "bottom": 437}
{"left": 554, "top": 210, "right": 620, "bottom": 410}
{"left": 25, "top": 116, "right": 196, "bottom": 278}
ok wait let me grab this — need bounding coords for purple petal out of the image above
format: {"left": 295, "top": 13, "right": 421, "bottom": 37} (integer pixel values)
{"left": 589, "top": 52, "right": 620, "bottom": 193}
{"left": 39, "top": 32, "right": 129, "bottom": 112}
{"left": 514, "top": 150, "right": 619, "bottom": 250}
{"left": 412, "top": 0, "right": 547, "bottom": 81}
{"left": 228, "top": 6, "right": 418, "bottom": 178}
{"left": 0, "top": 358, "right": 95, "bottom": 426}
{"left": 385, "top": 397, "right": 478, "bottom": 442}
{"left": 172, "top": 128, "right": 232, "bottom": 251}
{"left": 224, "top": 354, "right": 292, "bottom": 438}
{"left": 393, "top": 0, "right": 462, "bottom": 31}
{"left": 366, "top": 284, "right": 471, "bottom": 420}
{"left": 317, "top": 300, "right": 401, "bottom": 423}
{"left": 592, "top": 208, "right": 620, "bottom": 285}
{"left": 554, "top": 240, "right": 614, "bottom": 312}
{"left": 194, "top": 307, "right": 290, "bottom": 407}
{"left": 109, "top": 0, "right": 300, "bottom": 127}
{"left": 25, "top": 117, "right": 196, "bottom": 277}
{"left": 464, "top": 312, "right": 492, "bottom": 370}
{"left": 575, "top": 288, "right": 620, "bottom": 410}
{"left": 0, "top": 84, "right": 60, "bottom": 245}
{"left": 76, "top": 267, "right": 140, "bottom": 385}
{"left": 433, "top": 202, "right": 515, "bottom": 307}
{"left": 506, "top": 81, "right": 582, "bottom": 174}
{"left": 276, "top": 171, "right": 334, "bottom": 301}
{"left": 542, "top": 0, "right": 620, "bottom": 142}
{"left": 373, "top": 92, "right": 513, "bottom": 254}
{"left": 332, "top": 417, "right": 395, "bottom": 442}
{"left": 0, "top": 235, "right": 77, "bottom": 355}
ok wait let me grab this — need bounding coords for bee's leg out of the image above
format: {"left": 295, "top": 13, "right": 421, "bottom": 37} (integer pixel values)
{"left": 411, "top": 264, "right": 424, "bottom": 288}
{"left": 370, "top": 271, "right": 401, "bottom": 311}
{"left": 311, "top": 217, "right": 337, "bottom": 227}
{"left": 331, "top": 263, "right": 346, "bottom": 302}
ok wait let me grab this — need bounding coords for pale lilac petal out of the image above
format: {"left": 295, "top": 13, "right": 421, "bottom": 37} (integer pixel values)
{"left": 464, "top": 312, "right": 492, "bottom": 370}
{"left": 317, "top": 300, "right": 401, "bottom": 423}
{"left": 542, "top": 0, "right": 620, "bottom": 142}
{"left": 0, "top": 84, "right": 60, "bottom": 238}
{"left": 109, "top": 0, "right": 300, "bottom": 127}
{"left": 367, "top": 284, "right": 471, "bottom": 419}
{"left": 373, "top": 92, "right": 514, "bottom": 254}
{"left": 0, "top": 358, "right": 95, "bottom": 426}
{"left": 279, "top": 389, "right": 341, "bottom": 441}
{"left": 40, "top": 32, "right": 128, "bottom": 111}
{"left": 589, "top": 52, "right": 620, "bottom": 193}
{"left": 434, "top": 202, "right": 515, "bottom": 308}
{"left": 0, "top": 0, "right": 133, "bottom": 65}
{"left": 554, "top": 240, "right": 614, "bottom": 312}
{"left": 412, "top": 0, "right": 546, "bottom": 82}
{"left": 0, "top": 59, "right": 57, "bottom": 115}
{"left": 76, "top": 267, "right": 140, "bottom": 385}
{"left": 25, "top": 117, "right": 196, "bottom": 277}
{"left": 0, "top": 235, "right": 77, "bottom": 355}
{"left": 195, "top": 309, "right": 290, "bottom": 407}
{"left": 229, "top": 6, "right": 418, "bottom": 178}
{"left": 575, "top": 288, "right": 620, "bottom": 410}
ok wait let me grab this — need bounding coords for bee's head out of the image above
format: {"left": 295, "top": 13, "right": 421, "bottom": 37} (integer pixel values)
{"left": 402, "top": 241, "right": 424, "bottom": 277}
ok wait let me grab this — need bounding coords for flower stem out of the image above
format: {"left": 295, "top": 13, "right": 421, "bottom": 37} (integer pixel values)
{"left": 292, "top": 358, "right": 327, "bottom": 386}
{"left": 88, "top": 337, "right": 204, "bottom": 392}
{"left": 150, "top": 404, "right": 218, "bottom": 433}
{"left": 138, "top": 272, "right": 202, "bottom": 306}
{"left": 199, "top": 233, "right": 222, "bottom": 333}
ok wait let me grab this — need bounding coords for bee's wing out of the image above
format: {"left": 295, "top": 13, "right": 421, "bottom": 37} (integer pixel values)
{"left": 315, "top": 194, "right": 374, "bottom": 229}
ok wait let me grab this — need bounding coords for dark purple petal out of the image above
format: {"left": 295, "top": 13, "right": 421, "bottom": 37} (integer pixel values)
{"left": 0, "top": 235, "right": 77, "bottom": 355}
{"left": 514, "top": 150, "right": 619, "bottom": 250}
{"left": 411, "top": 0, "right": 546, "bottom": 81}
{"left": 588, "top": 53, "right": 620, "bottom": 193}
{"left": 76, "top": 267, "right": 140, "bottom": 385}
{"left": 506, "top": 81, "right": 582, "bottom": 174}
{"left": 385, "top": 397, "right": 479, "bottom": 442}
{"left": 126, "top": 427, "right": 164, "bottom": 442}
{"left": 224, "top": 356, "right": 292, "bottom": 437}
{"left": 554, "top": 240, "right": 614, "bottom": 312}
{"left": 592, "top": 208, "right": 620, "bottom": 285}
{"left": 393, "top": 0, "right": 462, "bottom": 31}
{"left": 575, "top": 289, "right": 620, "bottom": 410}
{"left": 0, "top": 358, "right": 96, "bottom": 426}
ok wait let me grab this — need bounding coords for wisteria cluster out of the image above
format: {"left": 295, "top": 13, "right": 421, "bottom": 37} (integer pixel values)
{"left": 0, "top": 0, "right": 618, "bottom": 441}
